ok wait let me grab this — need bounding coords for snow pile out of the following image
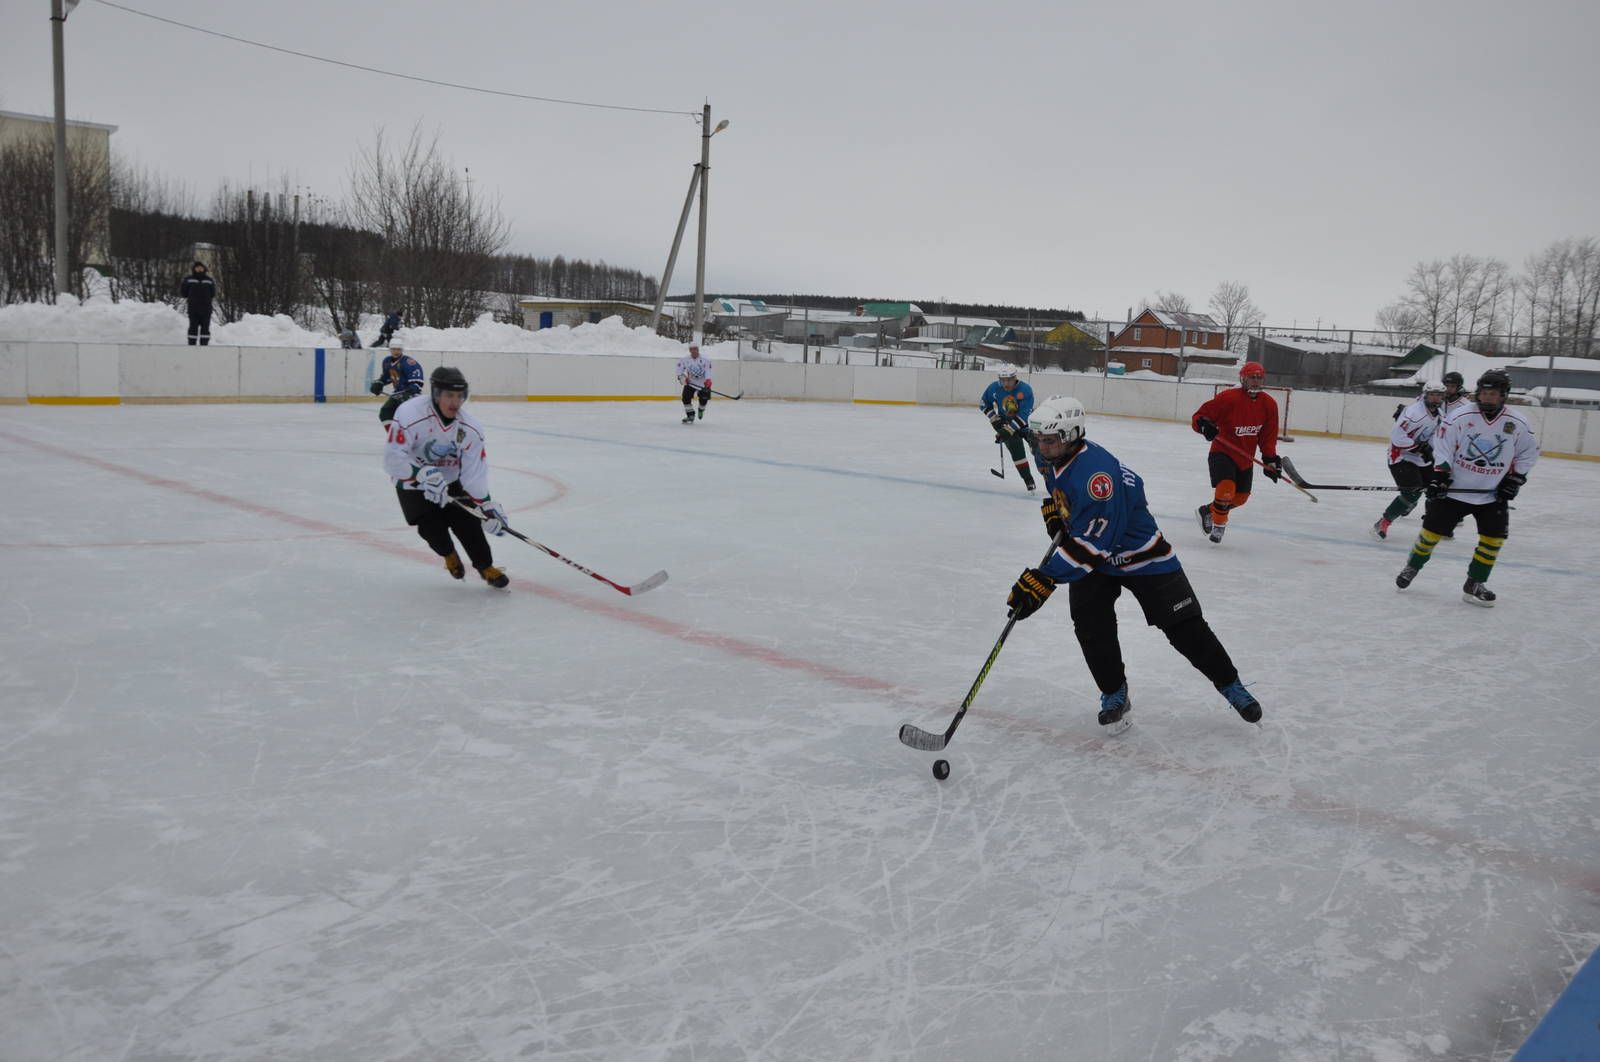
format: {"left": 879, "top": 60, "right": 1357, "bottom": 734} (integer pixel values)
{"left": 0, "top": 299, "right": 689, "bottom": 357}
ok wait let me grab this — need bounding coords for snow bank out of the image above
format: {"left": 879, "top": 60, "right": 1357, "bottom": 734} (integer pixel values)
{"left": 0, "top": 300, "right": 689, "bottom": 357}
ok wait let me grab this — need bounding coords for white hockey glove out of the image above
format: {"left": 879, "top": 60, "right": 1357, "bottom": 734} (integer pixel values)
{"left": 479, "top": 498, "right": 508, "bottom": 536}
{"left": 414, "top": 465, "right": 451, "bottom": 506}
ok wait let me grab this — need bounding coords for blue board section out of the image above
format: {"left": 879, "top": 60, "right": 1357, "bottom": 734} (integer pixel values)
{"left": 1515, "top": 946, "right": 1600, "bottom": 1060}
{"left": 314, "top": 348, "right": 326, "bottom": 403}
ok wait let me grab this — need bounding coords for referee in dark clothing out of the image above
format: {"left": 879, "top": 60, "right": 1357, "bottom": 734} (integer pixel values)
{"left": 179, "top": 261, "right": 216, "bottom": 346}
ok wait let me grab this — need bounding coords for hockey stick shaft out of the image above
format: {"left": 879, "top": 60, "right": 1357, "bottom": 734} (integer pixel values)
{"left": 990, "top": 440, "right": 1005, "bottom": 479}
{"left": 1279, "top": 456, "right": 1498, "bottom": 493}
{"left": 898, "top": 533, "right": 1063, "bottom": 752}
{"left": 708, "top": 388, "right": 742, "bottom": 400}
{"left": 453, "top": 501, "right": 669, "bottom": 596}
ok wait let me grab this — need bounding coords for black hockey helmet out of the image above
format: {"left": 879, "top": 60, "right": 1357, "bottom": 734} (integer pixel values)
{"left": 1475, "top": 368, "right": 1511, "bottom": 415}
{"left": 1441, "top": 370, "right": 1465, "bottom": 393}
{"left": 431, "top": 365, "right": 469, "bottom": 401}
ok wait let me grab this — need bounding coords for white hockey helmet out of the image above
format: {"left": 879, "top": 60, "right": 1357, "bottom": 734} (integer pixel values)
{"left": 1028, "top": 395, "right": 1087, "bottom": 449}
{"left": 1422, "top": 379, "right": 1445, "bottom": 394}
{"left": 996, "top": 364, "right": 1019, "bottom": 381}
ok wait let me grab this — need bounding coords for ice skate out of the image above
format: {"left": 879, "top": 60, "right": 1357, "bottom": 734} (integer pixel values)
{"left": 1462, "top": 578, "right": 1496, "bottom": 607}
{"left": 682, "top": 409, "right": 695, "bottom": 424}
{"left": 444, "top": 552, "right": 464, "bottom": 580}
{"left": 696, "top": 406, "right": 705, "bottom": 420}
{"left": 1196, "top": 504, "right": 1213, "bottom": 536}
{"left": 1370, "top": 518, "right": 1390, "bottom": 540}
{"left": 1218, "top": 679, "right": 1262, "bottom": 724}
{"left": 1098, "top": 683, "right": 1131, "bottom": 735}
{"left": 478, "top": 565, "right": 510, "bottom": 589}
{"left": 1208, "top": 522, "right": 1226, "bottom": 544}
{"left": 1395, "top": 565, "right": 1418, "bottom": 590}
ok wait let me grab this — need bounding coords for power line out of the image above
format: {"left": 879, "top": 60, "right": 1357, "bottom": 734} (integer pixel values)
{"left": 88, "top": 0, "right": 698, "bottom": 118}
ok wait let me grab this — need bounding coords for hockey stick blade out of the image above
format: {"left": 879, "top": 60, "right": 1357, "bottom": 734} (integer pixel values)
{"left": 896, "top": 534, "right": 1062, "bottom": 753}
{"left": 898, "top": 722, "right": 950, "bottom": 752}
{"left": 454, "top": 500, "right": 669, "bottom": 596}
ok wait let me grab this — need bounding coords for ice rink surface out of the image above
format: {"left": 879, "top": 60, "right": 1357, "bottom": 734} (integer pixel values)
{"left": 3, "top": 397, "right": 1598, "bottom": 1061}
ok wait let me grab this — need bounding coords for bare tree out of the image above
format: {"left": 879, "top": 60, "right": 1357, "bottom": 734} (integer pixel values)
{"left": 346, "top": 126, "right": 510, "bottom": 329}
{"left": 209, "top": 179, "right": 310, "bottom": 323}
{"left": 107, "top": 158, "right": 199, "bottom": 304}
{"left": 0, "top": 136, "right": 111, "bottom": 303}
{"left": 1375, "top": 301, "right": 1426, "bottom": 347}
{"left": 1208, "top": 281, "right": 1264, "bottom": 353}
{"left": 1139, "top": 289, "right": 1192, "bottom": 313}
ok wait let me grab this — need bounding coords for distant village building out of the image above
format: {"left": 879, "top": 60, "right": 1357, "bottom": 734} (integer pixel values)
{"left": 0, "top": 108, "right": 118, "bottom": 266}
{"left": 1247, "top": 334, "right": 1410, "bottom": 390}
{"left": 1108, "top": 309, "right": 1232, "bottom": 376}
{"left": 519, "top": 296, "right": 669, "bottom": 331}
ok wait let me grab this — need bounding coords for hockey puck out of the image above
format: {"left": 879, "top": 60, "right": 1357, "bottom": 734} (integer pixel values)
{"left": 932, "top": 759, "right": 950, "bottom": 781}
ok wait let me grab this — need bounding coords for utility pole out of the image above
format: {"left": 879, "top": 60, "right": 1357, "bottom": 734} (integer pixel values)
{"left": 50, "top": 0, "right": 80, "bottom": 300}
{"left": 693, "top": 103, "right": 712, "bottom": 343}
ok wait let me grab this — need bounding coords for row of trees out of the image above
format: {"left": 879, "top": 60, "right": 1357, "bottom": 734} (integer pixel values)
{"left": 0, "top": 126, "right": 658, "bottom": 330}
{"left": 1376, "top": 241, "right": 1600, "bottom": 356}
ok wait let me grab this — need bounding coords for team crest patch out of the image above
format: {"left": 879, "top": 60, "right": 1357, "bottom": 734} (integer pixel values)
{"left": 457, "top": 428, "right": 466, "bottom": 443}
{"left": 1087, "top": 472, "right": 1115, "bottom": 501}
{"left": 1503, "top": 422, "right": 1515, "bottom": 434}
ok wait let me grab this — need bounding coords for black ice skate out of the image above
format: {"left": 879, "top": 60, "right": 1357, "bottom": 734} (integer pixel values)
{"left": 682, "top": 409, "right": 695, "bottom": 424}
{"left": 1196, "top": 504, "right": 1213, "bottom": 536}
{"left": 1395, "top": 566, "right": 1418, "bottom": 590}
{"left": 1462, "top": 578, "right": 1496, "bottom": 607}
{"left": 1208, "top": 522, "right": 1226, "bottom": 544}
{"left": 1098, "top": 683, "right": 1131, "bottom": 735}
{"left": 696, "top": 407, "right": 705, "bottom": 420}
{"left": 1218, "top": 679, "right": 1262, "bottom": 724}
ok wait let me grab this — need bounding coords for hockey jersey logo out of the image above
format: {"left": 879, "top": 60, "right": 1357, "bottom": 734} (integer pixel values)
{"left": 422, "top": 438, "right": 461, "bottom": 463}
{"left": 1464, "top": 433, "right": 1506, "bottom": 468}
{"left": 1087, "top": 472, "right": 1115, "bottom": 501}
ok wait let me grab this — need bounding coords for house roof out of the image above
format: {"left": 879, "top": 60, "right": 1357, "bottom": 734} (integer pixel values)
{"left": 860, "top": 302, "right": 920, "bottom": 318}
{"left": 0, "top": 108, "right": 119, "bottom": 134}
{"left": 1142, "top": 308, "right": 1223, "bottom": 331}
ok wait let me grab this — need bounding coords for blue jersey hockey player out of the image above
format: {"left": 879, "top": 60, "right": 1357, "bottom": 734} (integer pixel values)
{"left": 1003, "top": 395, "right": 1263, "bottom": 732}
{"left": 979, "top": 366, "right": 1039, "bottom": 491}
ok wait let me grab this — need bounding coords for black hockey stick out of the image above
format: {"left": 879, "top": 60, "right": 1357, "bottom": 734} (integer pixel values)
{"left": 454, "top": 501, "right": 669, "bottom": 596}
{"left": 709, "top": 387, "right": 743, "bottom": 400}
{"left": 989, "top": 441, "right": 1006, "bottom": 479}
{"left": 1279, "top": 456, "right": 1499, "bottom": 494}
{"left": 898, "top": 533, "right": 1064, "bottom": 753}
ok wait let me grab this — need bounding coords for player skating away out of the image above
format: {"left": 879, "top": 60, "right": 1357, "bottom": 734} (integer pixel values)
{"left": 1395, "top": 369, "right": 1538, "bottom": 606}
{"left": 370, "top": 344, "right": 425, "bottom": 427}
{"left": 1373, "top": 380, "right": 1446, "bottom": 539}
{"left": 675, "top": 344, "right": 712, "bottom": 423}
{"left": 383, "top": 366, "right": 511, "bottom": 588}
{"left": 1003, "top": 395, "right": 1263, "bottom": 732}
{"left": 979, "top": 365, "right": 1038, "bottom": 491}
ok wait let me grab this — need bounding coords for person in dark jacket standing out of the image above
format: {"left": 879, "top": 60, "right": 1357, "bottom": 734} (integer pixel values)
{"left": 179, "top": 262, "right": 216, "bottom": 346}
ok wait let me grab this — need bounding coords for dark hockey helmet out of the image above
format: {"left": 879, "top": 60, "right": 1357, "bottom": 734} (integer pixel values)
{"left": 431, "top": 365, "right": 469, "bottom": 401}
{"left": 1475, "top": 368, "right": 1511, "bottom": 414}
{"left": 1441, "top": 370, "right": 1465, "bottom": 394}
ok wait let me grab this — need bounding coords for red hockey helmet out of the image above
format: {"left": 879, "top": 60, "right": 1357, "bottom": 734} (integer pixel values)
{"left": 1239, "top": 361, "right": 1265, "bottom": 380}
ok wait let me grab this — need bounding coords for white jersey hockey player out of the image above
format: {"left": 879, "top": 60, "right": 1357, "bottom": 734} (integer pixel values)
{"left": 1395, "top": 368, "right": 1539, "bottom": 606}
{"left": 383, "top": 365, "right": 511, "bottom": 588}
{"left": 675, "top": 344, "right": 714, "bottom": 423}
{"left": 1372, "top": 381, "right": 1446, "bottom": 539}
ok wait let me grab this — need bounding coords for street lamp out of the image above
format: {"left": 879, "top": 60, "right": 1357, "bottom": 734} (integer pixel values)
{"left": 50, "top": 0, "right": 82, "bottom": 300}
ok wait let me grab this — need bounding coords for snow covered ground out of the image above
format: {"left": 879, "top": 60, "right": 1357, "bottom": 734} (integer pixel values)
{"left": 2, "top": 399, "right": 1597, "bottom": 1060}
{"left": 0, "top": 295, "right": 688, "bottom": 356}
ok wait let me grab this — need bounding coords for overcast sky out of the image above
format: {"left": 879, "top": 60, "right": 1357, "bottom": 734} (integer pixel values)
{"left": 3, "top": 0, "right": 1596, "bottom": 327}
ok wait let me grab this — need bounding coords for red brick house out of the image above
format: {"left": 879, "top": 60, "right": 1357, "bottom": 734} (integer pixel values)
{"left": 1107, "top": 309, "right": 1234, "bottom": 375}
